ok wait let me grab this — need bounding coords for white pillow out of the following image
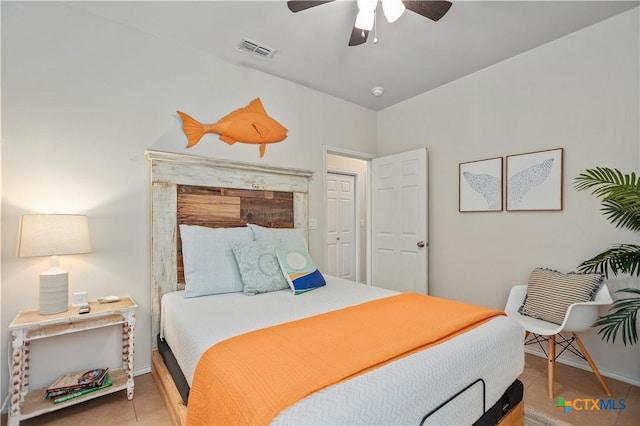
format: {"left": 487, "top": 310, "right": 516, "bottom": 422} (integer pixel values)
{"left": 248, "top": 224, "right": 308, "bottom": 252}
{"left": 179, "top": 224, "right": 254, "bottom": 297}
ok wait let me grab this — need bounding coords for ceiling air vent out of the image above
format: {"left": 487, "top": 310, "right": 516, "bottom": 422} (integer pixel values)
{"left": 237, "top": 38, "right": 276, "bottom": 59}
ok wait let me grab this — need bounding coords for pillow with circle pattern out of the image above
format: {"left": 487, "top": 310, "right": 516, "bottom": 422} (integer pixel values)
{"left": 232, "top": 240, "right": 289, "bottom": 296}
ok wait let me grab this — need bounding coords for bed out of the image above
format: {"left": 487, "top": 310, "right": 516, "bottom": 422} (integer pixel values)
{"left": 146, "top": 150, "right": 525, "bottom": 426}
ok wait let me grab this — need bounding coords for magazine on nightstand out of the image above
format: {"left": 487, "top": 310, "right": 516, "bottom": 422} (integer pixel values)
{"left": 46, "top": 367, "right": 110, "bottom": 400}
{"left": 53, "top": 373, "right": 113, "bottom": 403}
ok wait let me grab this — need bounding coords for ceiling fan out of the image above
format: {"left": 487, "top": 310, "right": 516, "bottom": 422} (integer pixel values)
{"left": 287, "top": 0, "right": 452, "bottom": 46}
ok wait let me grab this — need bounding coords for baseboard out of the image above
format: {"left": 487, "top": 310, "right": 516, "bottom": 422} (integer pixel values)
{"left": 524, "top": 347, "right": 640, "bottom": 387}
{"left": 134, "top": 366, "right": 152, "bottom": 376}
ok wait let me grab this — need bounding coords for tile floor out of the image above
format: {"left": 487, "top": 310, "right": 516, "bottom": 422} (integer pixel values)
{"left": 2, "top": 374, "right": 172, "bottom": 426}
{"left": 2, "top": 353, "right": 638, "bottom": 425}
{"left": 520, "top": 353, "right": 639, "bottom": 425}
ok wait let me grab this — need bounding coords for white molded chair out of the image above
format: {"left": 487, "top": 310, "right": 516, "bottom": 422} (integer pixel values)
{"left": 505, "top": 283, "right": 613, "bottom": 398}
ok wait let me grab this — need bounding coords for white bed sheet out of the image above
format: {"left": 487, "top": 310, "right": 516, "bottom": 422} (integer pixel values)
{"left": 161, "top": 276, "right": 524, "bottom": 425}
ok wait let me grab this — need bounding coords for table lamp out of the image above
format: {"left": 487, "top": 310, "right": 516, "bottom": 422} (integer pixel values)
{"left": 16, "top": 214, "right": 91, "bottom": 315}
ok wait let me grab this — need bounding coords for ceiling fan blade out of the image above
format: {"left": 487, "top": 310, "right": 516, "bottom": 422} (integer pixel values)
{"left": 402, "top": 1, "right": 452, "bottom": 22}
{"left": 348, "top": 26, "right": 369, "bottom": 46}
{"left": 287, "top": 1, "right": 335, "bottom": 13}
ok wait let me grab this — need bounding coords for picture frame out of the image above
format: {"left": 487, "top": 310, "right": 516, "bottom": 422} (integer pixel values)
{"left": 506, "top": 148, "right": 563, "bottom": 211}
{"left": 459, "top": 157, "right": 503, "bottom": 212}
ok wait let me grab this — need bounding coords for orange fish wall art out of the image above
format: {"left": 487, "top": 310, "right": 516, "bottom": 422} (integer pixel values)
{"left": 177, "top": 98, "right": 288, "bottom": 158}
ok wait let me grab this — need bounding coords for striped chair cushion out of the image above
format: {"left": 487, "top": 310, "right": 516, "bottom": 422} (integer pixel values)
{"left": 518, "top": 268, "right": 603, "bottom": 325}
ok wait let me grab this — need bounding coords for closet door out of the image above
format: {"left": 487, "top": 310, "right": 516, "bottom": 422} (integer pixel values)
{"left": 327, "top": 172, "right": 356, "bottom": 281}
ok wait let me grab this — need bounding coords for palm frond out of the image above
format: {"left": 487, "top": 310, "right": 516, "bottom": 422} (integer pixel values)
{"left": 574, "top": 167, "right": 640, "bottom": 195}
{"left": 575, "top": 167, "right": 640, "bottom": 346}
{"left": 574, "top": 167, "right": 640, "bottom": 232}
{"left": 594, "top": 289, "right": 640, "bottom": 345}
{"left": 577, "top": 244, "right": 640, "bottom": 278}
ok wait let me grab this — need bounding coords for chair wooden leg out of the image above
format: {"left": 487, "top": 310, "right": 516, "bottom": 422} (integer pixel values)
{"left": 547, "top": 335, "right": 555, "bottom": 398}
{"left": 573, "top": 333, "right": 611, "bottom": 396}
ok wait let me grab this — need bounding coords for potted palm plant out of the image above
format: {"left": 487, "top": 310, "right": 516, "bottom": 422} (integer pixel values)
{"left": 574, "top": 167, "right": 640, "bottom": 345}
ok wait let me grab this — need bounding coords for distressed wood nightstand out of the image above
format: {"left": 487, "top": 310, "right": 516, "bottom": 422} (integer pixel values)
{"left": 8, "top": 297, "right": 137, "bottom": 426}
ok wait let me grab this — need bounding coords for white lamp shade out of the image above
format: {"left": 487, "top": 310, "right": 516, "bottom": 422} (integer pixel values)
{"left": 16, "top": 214, "right": 91, "bottom": 315}
{"left": 17, "top": 214, "right": 91, "bottom": 258}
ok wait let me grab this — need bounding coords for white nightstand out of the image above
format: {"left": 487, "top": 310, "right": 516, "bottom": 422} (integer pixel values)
{"left": 8, "top": 297, "right": 137, "bottom": 426}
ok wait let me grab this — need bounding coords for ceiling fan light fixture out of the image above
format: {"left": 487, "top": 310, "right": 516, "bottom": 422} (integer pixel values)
{"left": 355, "top": 9, "right": 375, "bottom": 31}
{"left": 382, "top": 0, "right": 405, "bottom": 23}
{"left": 357, "top": 0, "right": 378, "bottom": 12}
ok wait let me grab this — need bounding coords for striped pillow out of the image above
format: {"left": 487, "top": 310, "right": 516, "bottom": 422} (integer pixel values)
{"left": 518, "top": 268, "right": 603, "bottom": 325}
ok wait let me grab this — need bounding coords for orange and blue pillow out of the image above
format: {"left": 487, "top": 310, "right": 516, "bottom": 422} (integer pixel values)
{"left": 276, "top": 249, "right": 326, "bottom": 295}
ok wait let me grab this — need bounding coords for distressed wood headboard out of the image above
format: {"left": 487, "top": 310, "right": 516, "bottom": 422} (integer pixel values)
{"left": 146, "top": 150, "right": 313, "bottom": 347}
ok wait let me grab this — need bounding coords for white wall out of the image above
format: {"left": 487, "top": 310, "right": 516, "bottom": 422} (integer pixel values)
{"left": 377, "top": 8, "right": 640, "bottom": 384}
{"left": 0, "top": 1, "right": 377, "bottom": 400}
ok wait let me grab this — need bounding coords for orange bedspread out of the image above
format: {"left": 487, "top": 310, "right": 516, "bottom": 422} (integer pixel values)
{"left": 186, "top": 293, "right": 504, "bottom": 426}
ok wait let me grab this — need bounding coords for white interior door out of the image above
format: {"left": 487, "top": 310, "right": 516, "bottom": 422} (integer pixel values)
{"left": 371, "top": 148, "right": 428, "bottom": 293}
{"left": 327, "top": 172, "right": 356, "bottom": 281}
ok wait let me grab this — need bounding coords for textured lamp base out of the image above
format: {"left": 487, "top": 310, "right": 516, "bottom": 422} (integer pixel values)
{"left": 39, "top": 272, "right": 69, "bottom": 315}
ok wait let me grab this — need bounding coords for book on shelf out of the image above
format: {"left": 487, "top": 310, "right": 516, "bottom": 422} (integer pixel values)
{"left": 46, "top": 367, "right": 110, "bottom": 399}
{"left": 53, "top": 373, "right": 113, "bottom": 404}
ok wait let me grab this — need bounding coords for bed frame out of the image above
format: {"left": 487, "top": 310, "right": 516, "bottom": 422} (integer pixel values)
{"left": 145, "top": 150, "right": 524, "bottom": 426}
{"left": 146, "top": 150, "right": 313, "bottom": 424}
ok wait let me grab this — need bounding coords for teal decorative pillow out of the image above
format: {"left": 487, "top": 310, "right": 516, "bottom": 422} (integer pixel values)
{"left": 232, "top": 241, "right": 289, "bottom": 296}
{"left": 276, "top": 249, "right": 326, "bottom": 295}
{"left": 518, "top": 267, "right": 603, "bottom": 325}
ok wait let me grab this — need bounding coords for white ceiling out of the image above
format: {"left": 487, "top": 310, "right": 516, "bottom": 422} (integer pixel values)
{"left": 66, "top": 1, "right": 639, "bottom": 111}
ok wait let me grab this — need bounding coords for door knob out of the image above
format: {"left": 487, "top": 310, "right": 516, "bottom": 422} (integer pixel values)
{"left": 417, "top": 241, "right": 426, "bottom": 248}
